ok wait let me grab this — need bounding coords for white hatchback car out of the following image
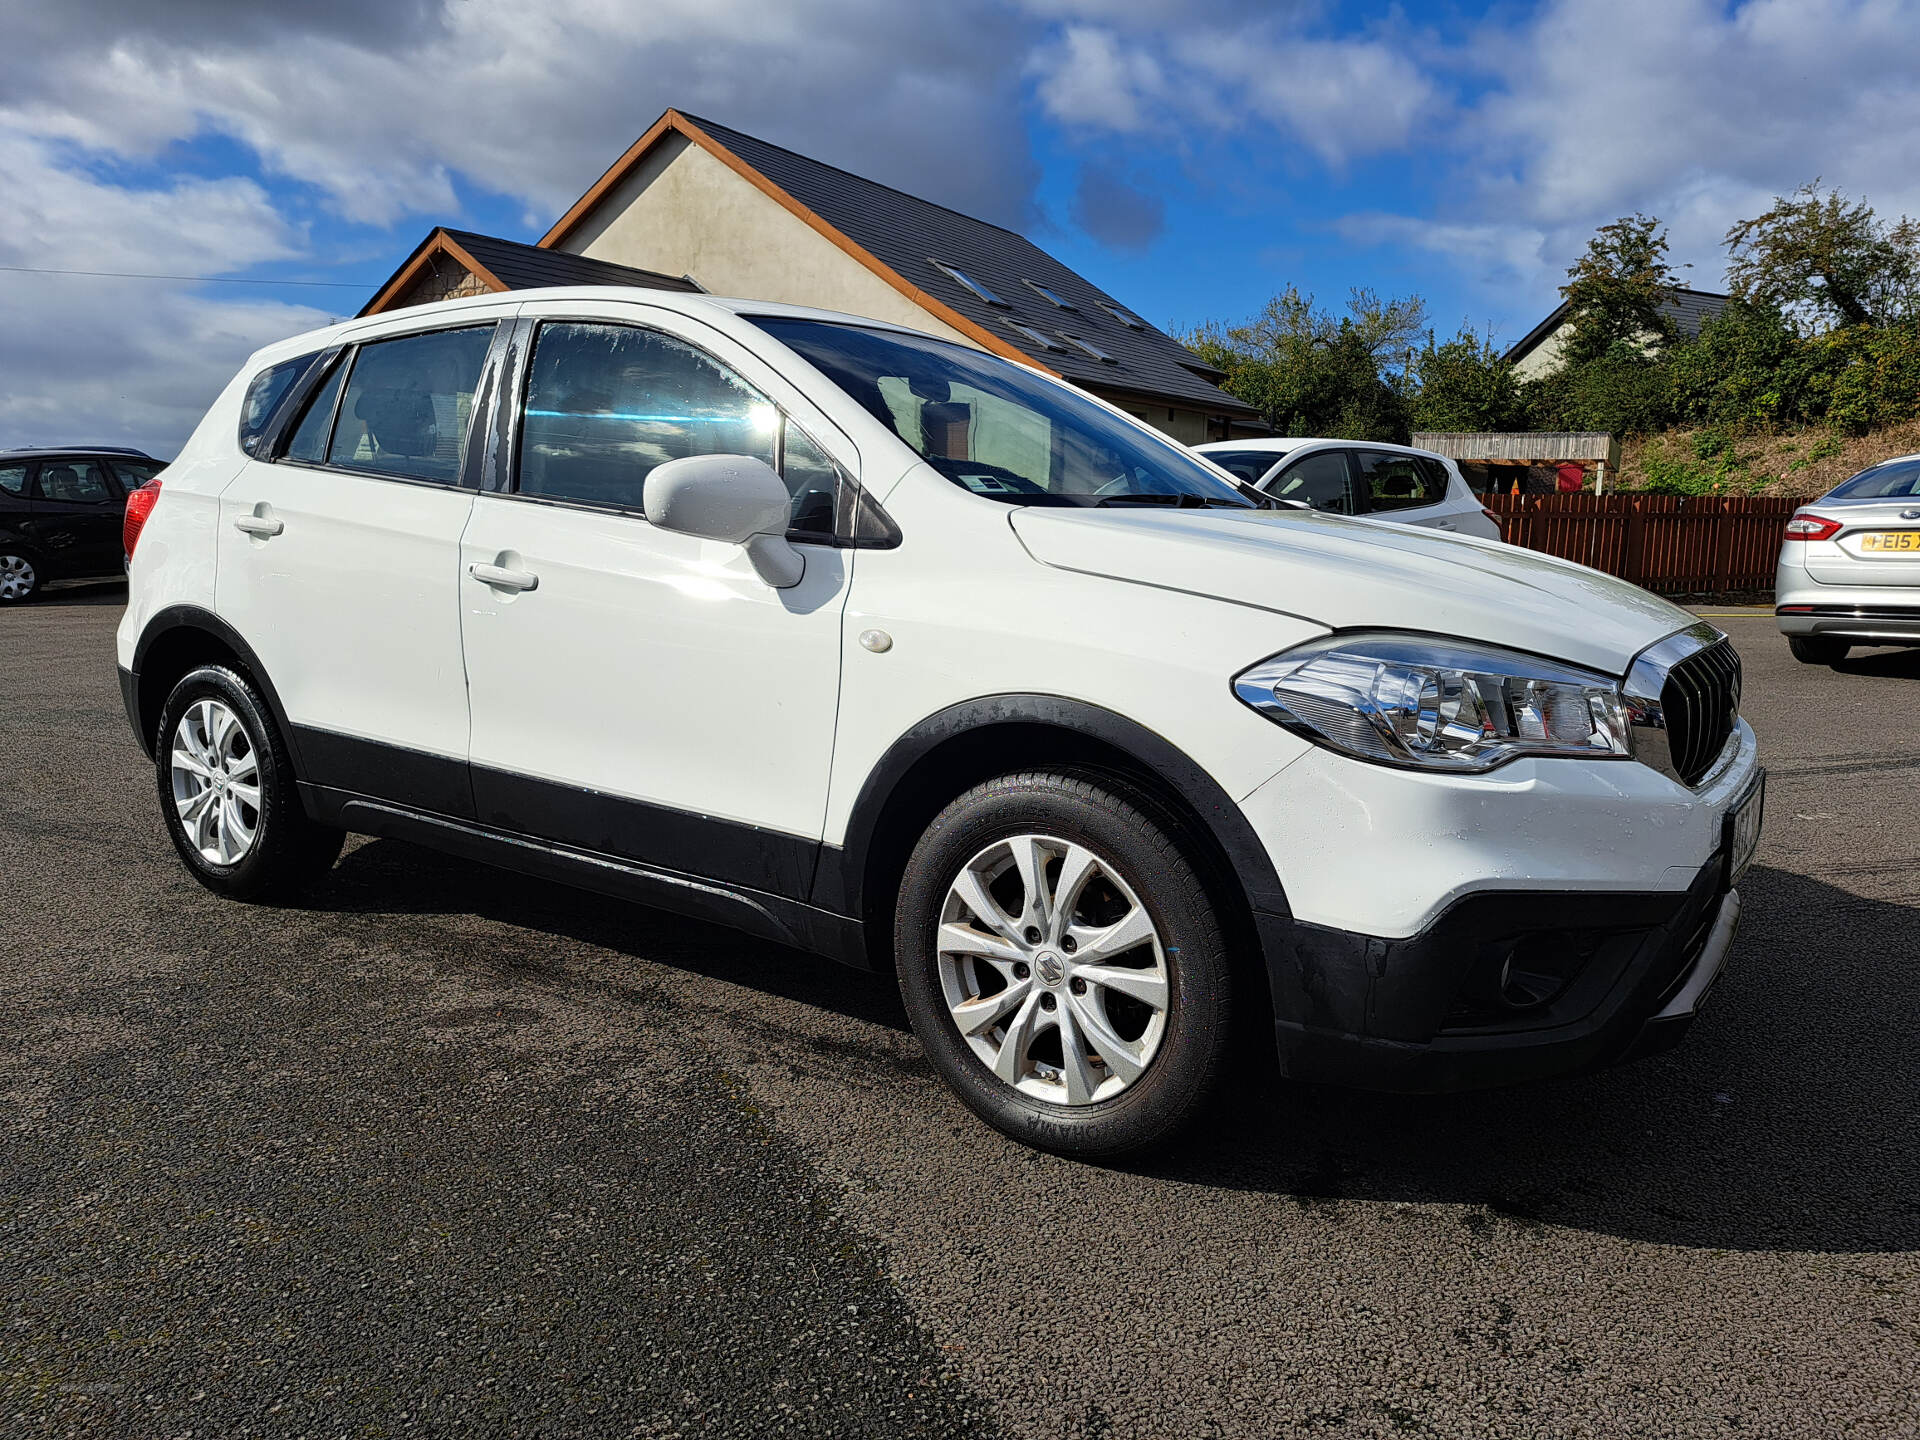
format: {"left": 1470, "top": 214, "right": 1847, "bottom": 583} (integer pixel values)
{"left": 120, "top": 288, "right": 1762, "bottom": 1157}
{"left": 1194, "top": 437, "right": 1502, "bottom": 539}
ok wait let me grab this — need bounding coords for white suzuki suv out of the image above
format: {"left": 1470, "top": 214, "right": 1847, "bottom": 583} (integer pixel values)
{"left": 120, "top": 288, "right": 1764, "bottom": 1157}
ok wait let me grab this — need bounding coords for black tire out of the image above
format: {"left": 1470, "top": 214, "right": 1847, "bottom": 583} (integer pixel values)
{"left": 894, "top": 771, "right": 1233, "bottom": 1159}
{"left": 155, "top": 664, "right": 344, "bottom": 902}
{"left": 0, "top": 548, "right": 42, "bottom": 604}
{"left": 1788, "top": 635, "right": 1850, "bottom": 665}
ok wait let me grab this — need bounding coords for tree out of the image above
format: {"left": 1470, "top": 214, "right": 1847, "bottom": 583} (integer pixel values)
{"left": 1557, "top": 214, "right": 1682, "bottom": 367}
{"left": 1410, "top": 326, "right": 1527, "bottom": 433}
{"left": 1183, "top": 286, "right": 1427, "bottom": 441}
{"left": 1724, "top": 181, "right": 1920, "bottom": 329}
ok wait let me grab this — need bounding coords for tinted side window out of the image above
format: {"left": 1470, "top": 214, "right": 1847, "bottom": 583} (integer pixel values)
{"left": 1202, "top": 448, "right": 1287, "bottom": 485}
{"left": 284, "top": 357, "right": 349, "bottom": 464}
{"left": 518, "top": 322, "right": 776, "bottom": 510}
{"left": 0, "top": 464, "right": 27, "bottom": 496}
{"left": 1358, "top": 450, "right": 1446, "bottom": 512}
{"left": 328, "top": 325, "right": 494, "bottom": 485}
{"left": 1267, "top": 450, "right": 1357, "bottom": 513}
{"left": 110, "top": 459, "right": 163, "bottom": 490}
{"left": 36, "top": 460, "right": 116, "bottom": 503}
{"left": 238, "top": 355, "right": 315, "bottom": 455}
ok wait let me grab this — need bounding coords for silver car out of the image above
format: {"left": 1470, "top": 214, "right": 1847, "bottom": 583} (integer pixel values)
{"left": 1776, "top": 453, "right": 1920, "bottom": 663}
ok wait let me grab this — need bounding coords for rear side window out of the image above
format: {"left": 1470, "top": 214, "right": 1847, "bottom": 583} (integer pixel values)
{"left": 36, "top": 460, "right": 116, "bottom": 503}
{"left": 284, "top": 358, "right": 348, "bottom": 464}
{"left": 1828, "top": 458, "right": 1920, "bottom": 500}
{"left": 238, "top": 355, "right": 316, "bottom": 456}
{"left": 110, "top": 459, "right": 163, "bottom": 489}
{"left": 0, "top": 464, "right": 26, "bottom": 496}
{"left": 1356, "top": 450, "right": 1447, "bottom": 512}
{"left": 1267, "top": 450, "right": 1357, "bottom": 513}
{"left": 517, "top": 322, "right": 776, "bottom": 512}
{"left": 1202, "top": 448, "right": 1287, "bottom": 485}
{"left": 327, "top": 325, "right": 495, "bottom": 485}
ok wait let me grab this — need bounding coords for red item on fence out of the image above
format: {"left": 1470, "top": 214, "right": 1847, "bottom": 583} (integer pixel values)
{"left": 1556, "top": 462, "right": 1585, "bottom": 493}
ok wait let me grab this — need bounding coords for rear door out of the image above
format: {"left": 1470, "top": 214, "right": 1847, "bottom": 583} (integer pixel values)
{"left": 215, "top": 319, "right": 508, "bottom": 817}
{"left": 1353, "top": 449, "right": 1467, "bottom": 530}
{"left": 27, "top": 458, "right": 124, "bottom": 577}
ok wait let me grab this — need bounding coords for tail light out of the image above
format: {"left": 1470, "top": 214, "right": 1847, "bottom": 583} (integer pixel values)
{"left": 1782, "top": 512, "right": 1841, "bottom": 541}
{"left": 1480, "top": 507, "right": 1500, "bottom": 526}
{"left": 124, "top": 479, "right": 162, "bottom": 557}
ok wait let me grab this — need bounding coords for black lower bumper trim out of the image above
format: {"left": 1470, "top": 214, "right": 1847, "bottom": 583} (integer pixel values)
{"left": 1258, "top": 856, "right": 1736, "bottom": 1092}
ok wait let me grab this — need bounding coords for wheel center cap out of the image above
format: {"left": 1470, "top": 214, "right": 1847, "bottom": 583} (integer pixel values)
{"left": 1035, "top": 951, "right": 1065, "bottom": 987}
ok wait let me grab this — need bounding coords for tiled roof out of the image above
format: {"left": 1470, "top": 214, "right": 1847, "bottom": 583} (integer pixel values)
{"left": 1503, "top": 286, "right": 1732, "bottom": 364}
{"left": 441, "top": 229, "right": 702, "bottom": 294}
{"left": 676, "top": 115, "right": 1255, "bottom": 417}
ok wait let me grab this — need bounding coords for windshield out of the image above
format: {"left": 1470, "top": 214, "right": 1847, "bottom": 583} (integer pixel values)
{"left": 1828, "top": 458, "right": 1920, "bottom": 500}
{"left": 752, "top": 317, "right": 1257, "bottom": 508}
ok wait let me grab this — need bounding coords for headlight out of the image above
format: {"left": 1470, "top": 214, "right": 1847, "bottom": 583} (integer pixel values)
{"left": 1233, "top": 632, "right": 1633, "bottom": 773}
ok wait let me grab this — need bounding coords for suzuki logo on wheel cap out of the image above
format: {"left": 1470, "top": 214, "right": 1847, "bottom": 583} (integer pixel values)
{"left": 1035, "top": 951, "right": 1066, "bottom": 986}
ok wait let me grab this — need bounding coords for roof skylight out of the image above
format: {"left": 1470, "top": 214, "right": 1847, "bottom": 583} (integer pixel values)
{"left": 1100, "top": 301, "right": 1146, "bottom": 329}
{"left": 929, "top": 259, "right": 1008, "bottom": 307}
{"left": 1004, "top": 320, "right": 1063, "bottom": 350}
{"left": 1059, "top": 334, "right": 1116, "bottom": 363}
{"left": 1024, "top": 280, "right": 1076, "bottom": 310}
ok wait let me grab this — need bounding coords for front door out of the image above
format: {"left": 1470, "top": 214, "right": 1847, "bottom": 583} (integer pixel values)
{"left": 458, "top": 306, "right": 851, "bottom": 900}
{"left": 215, "top": 321, "right": 502, "bottom": 817}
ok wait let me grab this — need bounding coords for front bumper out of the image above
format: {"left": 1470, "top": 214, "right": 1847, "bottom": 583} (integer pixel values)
{"left": 1257, "top": 861, "right": 1741, "bottom": 1091}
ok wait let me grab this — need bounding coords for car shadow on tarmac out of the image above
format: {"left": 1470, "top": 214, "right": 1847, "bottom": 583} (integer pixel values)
{"left": 311, "top": 839, "right": 1918, "bottom": 1257}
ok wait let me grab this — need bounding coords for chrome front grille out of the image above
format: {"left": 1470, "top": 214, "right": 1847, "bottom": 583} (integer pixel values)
{"left": 1624, "top": 622, "right": 1742, "bottom": 788}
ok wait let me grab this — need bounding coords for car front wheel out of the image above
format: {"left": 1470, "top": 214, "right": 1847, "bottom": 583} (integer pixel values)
{"left": 894, "top": 771, "right": 1233, "bottom": 1158}
{"left": 156, "top": 664, "right": 344, "bottom": 901}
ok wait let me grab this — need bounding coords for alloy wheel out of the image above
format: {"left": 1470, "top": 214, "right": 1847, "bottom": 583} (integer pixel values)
{"left": 0, "top": 554, "right": 35, "bottom": 600}
{"left": 169, "top": 698, "right": 262, "bottom": 865}
{"left": 936, "top": 833, "right": 1170, "bottom": 1106}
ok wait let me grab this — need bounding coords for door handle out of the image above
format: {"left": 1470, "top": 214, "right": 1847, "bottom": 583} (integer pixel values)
{"left": 233, "top": 514, "right": 284, "bottom": 538}
{"left": 469, "top": 562, "right": 539, "bottom": 593}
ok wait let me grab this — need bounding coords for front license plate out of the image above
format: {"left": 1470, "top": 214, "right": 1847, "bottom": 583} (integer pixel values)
{"left": 1859, "top": 531, "right": 1920, "bottom": 552}
{"left": 1725, "top": 771, "right": 1765, "bottom": 889}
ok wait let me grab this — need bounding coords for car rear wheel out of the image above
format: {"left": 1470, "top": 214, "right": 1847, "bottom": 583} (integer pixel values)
{"left": 1788, "top": 635, "right": 1850, "bottom": 665}
{"left": 0, "top": 550, "right": 41, "bottom": 604}
{"left": 894, "top": 771, "right": 1233, "bottom": 1158}
{"left": 157, "top": 664, "right": 344, "bottom": 901}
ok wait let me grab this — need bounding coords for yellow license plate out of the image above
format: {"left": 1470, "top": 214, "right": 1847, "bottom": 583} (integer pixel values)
{"left": 1860, "top": 531, "right": 1920, "bottom": 552}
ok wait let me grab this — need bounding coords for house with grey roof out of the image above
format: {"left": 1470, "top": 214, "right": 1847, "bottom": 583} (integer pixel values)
{"left": 1503, "top": 286, "right": 1731, "bottom": 381}
{"left": 364, "top": 109, "right": 1258, "bottom": 444}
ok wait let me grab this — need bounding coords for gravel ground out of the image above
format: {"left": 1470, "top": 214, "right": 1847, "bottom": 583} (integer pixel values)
{"left": 2, "top": 587, "right": 1916, "bottom": 1439}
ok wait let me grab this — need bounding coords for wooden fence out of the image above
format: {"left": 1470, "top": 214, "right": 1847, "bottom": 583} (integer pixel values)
{"left": 1485, "top": 493, "right": 1802, "bottom": 594}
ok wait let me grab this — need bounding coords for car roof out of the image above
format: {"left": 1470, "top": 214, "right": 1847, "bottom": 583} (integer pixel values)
{"left": 1196, "top": 437, "right": 1455, "bottom": 463}
{"left": 246, "top": 286, "right": 944, "bottom": 373}
{"left": 1, "top": 446, "right": 156, "bottom": 461}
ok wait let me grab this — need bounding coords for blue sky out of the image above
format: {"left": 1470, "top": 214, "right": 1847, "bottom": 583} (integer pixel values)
{"left": 4, "top": 0, "right": 1918, "bottom": 453}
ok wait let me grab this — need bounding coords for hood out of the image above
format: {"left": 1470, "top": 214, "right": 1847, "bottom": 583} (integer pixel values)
{"left": 1008, "top": 506, "right": 1697, "bottom": 676}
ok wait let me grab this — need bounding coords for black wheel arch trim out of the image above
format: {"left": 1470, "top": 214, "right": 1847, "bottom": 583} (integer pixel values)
{"left": 814, "top": 693, "right": 1292, "bottom": 923}
{"left": 128, "top": 605, "right": 303, "bottom": 770}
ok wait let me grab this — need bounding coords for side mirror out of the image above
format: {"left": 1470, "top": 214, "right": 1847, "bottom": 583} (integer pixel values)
{"left": 642, "top": 453, "right": 805, "bottom": 588}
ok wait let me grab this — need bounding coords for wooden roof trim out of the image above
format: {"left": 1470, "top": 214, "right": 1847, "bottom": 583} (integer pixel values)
{"left": 360, "top": 228, "right": 509, "bottom": 317}
{"left": 538, "top": 109, "right": 1056, "bottom": 376}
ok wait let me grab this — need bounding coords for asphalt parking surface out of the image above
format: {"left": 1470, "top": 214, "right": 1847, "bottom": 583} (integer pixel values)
{"left": 2, "top": 588, "right": 1916, "bottom": 1439}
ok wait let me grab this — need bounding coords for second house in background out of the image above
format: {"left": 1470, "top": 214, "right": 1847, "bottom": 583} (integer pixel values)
{"left": 361, "top": 110, "right": 1261, "bottom": 447}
